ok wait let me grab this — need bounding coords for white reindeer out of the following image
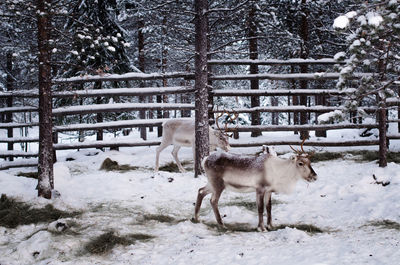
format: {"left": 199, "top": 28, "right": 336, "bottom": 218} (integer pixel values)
{"left": 194, "top": 142, "right": 317, "bottom": 231}
{"left": 155, "top": 119, "right": 230, "bottom": 173}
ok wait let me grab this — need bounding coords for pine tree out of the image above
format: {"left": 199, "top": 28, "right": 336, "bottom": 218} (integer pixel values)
{"left": 336, "top": 0, "right": 400, "bottom": 167}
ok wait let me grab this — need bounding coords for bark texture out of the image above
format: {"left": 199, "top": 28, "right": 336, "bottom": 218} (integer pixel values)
{"left": 194, "top": 0, "right": 209, "bottom": 178}
{"left": 37, "top": 0, "right": 54, "bottom": 199}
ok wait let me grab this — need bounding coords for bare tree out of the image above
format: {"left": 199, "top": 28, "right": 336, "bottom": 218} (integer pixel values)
{"left": 37, "top": 0, "right": 54, "bottom": 199}
{"left": 194, "top": 0, "right": 209, "bottom": 178}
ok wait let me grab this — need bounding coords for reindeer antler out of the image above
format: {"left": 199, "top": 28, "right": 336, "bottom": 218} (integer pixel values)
{"left": 289, "top": 138, "right": 310, "bottom": 156}
{"left": 214, "top": 108, "right": 239, "bottom": 138}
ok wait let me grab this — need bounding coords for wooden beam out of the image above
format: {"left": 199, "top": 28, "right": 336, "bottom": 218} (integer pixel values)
{"left": 224, "top": 123, "right": 378, "bottom": 132}
{"left": 210, "top": 72, "right": 370, "bottom": 81}
{"left": 0, "top": 86, "right": 196, "bottom": 98}
{"left": 52, "top": 103, "right": 194, "bottom": 116}
{"left": 208, "top": 58, "right": 346, "bottom": 65}
{"left": 55, "top": 72, "right": 194, "bottom": 84}
{"left": 0, "top": 122, "right": 39, "bottom": 129}
{"left": 53, "top": 118, "right": 191, "bottom": 132}
{"left": 212, "top": 88, "right": 353, "bottom": 96}
{"left": 54, "top": 140, "right": 161, "bottom": 150}
{"left": 230, "top": 139, "right": 379, "bottom": 147}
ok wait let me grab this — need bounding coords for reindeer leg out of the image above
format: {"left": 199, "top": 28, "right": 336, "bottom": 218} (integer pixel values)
{"left": 172, "top": 145, "right": 186, "bottom": 173}
{"left": 256, "top": 188, "right": 266, "bottom": 232}
{"left": 210, "top": 185, "right": 225, "bottom": 227}
{"left": 265, "top": 191, "right": 273, "bottom": 230}
{"left": 194, "top": 185, "right": 211, "bottom": 222}
{"left": 155, "top": 141, "right": 170, "bottom": 172}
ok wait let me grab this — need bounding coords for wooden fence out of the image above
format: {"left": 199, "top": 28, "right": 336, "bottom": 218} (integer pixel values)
{"left": 1, "top": 59, "right": 399, "bottom": 170}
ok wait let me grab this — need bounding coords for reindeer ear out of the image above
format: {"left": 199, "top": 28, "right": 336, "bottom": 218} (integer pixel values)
{"left": 290, "top": 155, "right": 297, "bottom": 161}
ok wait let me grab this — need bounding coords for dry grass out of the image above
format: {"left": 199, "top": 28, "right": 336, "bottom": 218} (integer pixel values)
{"left": 100, "top": 158, "right": 138, "bottom": 172}
{"left": 0, "top": 194, "right": 80, "bottom": 229}
{"left": 84, "top": 231, "right": 154, "bottom": 255}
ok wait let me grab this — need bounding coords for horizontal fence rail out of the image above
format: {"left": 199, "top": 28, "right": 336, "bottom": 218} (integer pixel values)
{"left": 52, "top": 103, "right": 195, "bottom": 116}
{"left": 210, "top": 72, "right": 371, "bottom": 81}
{"left": 208, "top": 58, "right": 347, "bottom": 65}
{"left": 0, "top": 86, "right": 195, "bottom": 98}
{"left": 54, "top": 72, "right": 194, "bottom": 83}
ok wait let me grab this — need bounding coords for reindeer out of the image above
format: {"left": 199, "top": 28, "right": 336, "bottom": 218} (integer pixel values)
{"left": 194, "top": 140, "right": 317, "bottom": 231}
{"left": 154, "top": 118, "right": 230, "bottom": 173}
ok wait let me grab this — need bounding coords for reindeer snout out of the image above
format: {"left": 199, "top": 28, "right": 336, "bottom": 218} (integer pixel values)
{"left": 308, "top": 172, "right": 317, "bottom": 182}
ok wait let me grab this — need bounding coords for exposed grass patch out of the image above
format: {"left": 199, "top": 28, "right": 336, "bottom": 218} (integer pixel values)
{"left": 271, "top": 223, "right": 327, "bottom": 234}
{"left": 158, "top": 161, "right": 192, "bottom": 173}
{"left": 310, "top": 152, "right": 344, "bottom": 162}
{"left": 143, "top": 214, "right": 176, "bottom": 223}
{"left": 16, "top": 172, "right": 38, "bottom": 179}
{"left": 307, "top": 151, "right": 400, "bottom": 163}
{"left": 366, "top": 220, "right": 400, "bottom": 231}
{"left": 0, "top": 194, "right": 80, "bottom": 229}
{"left": 202, "top": 221, "right": 257, "bottom": 233}
{"left": 100, "top": 158, "right": 138, "bottom": 172}
{"left": 223, "top": 199, "right": 284, "bottom": 212}
{"left": 202, "top": 220, "right": 329, "bottom": 235}
{"left": 84, "top": 231, "right": 154, "bottom": 255}
{"left": 140, "top": 214, "right": 186, "bottom": 225}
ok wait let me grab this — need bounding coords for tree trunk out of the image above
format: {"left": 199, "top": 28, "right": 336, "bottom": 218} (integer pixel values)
{"left": 398, "top": 87, "right": 400, "bottom": 133}
{"left": 249, "top": 4, "right": 261, "bottom": 137}
{"left": 37, "top": 0, "right": 54, "bottom": 199}
{"left": 6, "top": 52, "right": 14, "bottom": 161}
{"left": 299, "top": 0, "right": 309, "bottom": 140}
{"left": 161, "top": 15, "right": 169, "bottom": 121}
{"left": 138, "top": 19, "right": 147, "bottom": 140}
{"left": 194, "top": 0, "right": 209, "bottom": 178}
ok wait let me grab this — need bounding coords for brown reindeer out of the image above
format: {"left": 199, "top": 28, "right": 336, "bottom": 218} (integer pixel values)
{"left": 194, "top": 140, "right": 317, "bottom": 231}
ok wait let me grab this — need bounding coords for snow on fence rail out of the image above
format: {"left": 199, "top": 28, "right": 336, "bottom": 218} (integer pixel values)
{"left": 0, "top": 122, "right": 39, "bottom": 129}
{"left": 224, "top": 123, "right": 378, "bottom": 132}
{"left": 0, "top": 86, "right": 195, "bottom": 98}
{"left": 208, "top": 58, "right": 346, "bottom": 65}
{"left": 210, "top": 72, "right": 371, "bottom": 81}
{"left": 52, "top": 103, "right": 195, "bottom": 116}
{"left": 230, "top": 139, "right": 380, "bottom": 147}
{"left": 54, "top": 72, "right": 194, "bottom": 83}
{"left": 53, "top": 118, "right": 191, "bottom": 132}
{"left": 212, "top": 88, "right": 354, "bottom": 96}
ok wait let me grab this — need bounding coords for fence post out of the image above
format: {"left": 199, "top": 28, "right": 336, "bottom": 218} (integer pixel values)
{"left": 95, "top": 81, "right": 104, "bottom": 143}
{"left": 378, "top": 100, "right": 387, "bottom": 167}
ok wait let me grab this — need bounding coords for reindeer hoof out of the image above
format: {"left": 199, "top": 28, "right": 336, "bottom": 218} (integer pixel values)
{"left": 267, "top": 224, "right": 274, "bottom": 231}
{"left": 257, "top": 226, "right": 266, "bottom": 232}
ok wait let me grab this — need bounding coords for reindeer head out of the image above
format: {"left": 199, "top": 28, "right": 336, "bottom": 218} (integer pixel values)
{"left": 213, "top": 130, "right": 230, "bottom": 151}
{"left": 289, "top": 139, "right": 317, "bottom": 182}
{"left": 214, "top": 109, "right": 239, "bottom": 139}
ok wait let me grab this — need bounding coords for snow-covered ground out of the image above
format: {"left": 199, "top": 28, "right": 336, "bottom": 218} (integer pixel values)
{"left": 1, "top": 126, "right": 400, "bottom": 265}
